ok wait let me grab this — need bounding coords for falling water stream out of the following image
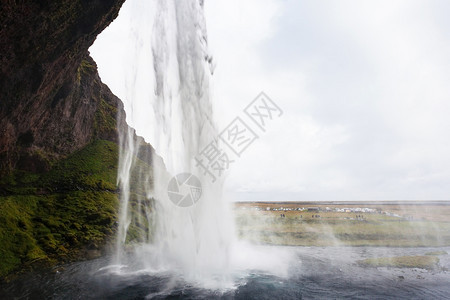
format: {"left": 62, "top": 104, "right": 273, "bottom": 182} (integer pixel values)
{"left": 94, "top": 0, "right": 237, "bottom": 287}
{"left": 89, "top": 0, "right": 299, "bottom": 291}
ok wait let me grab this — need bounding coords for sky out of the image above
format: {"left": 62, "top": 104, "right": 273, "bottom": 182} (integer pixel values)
{"left": 204, "top": 0, "right": 450, "bottom": 201}
{"left": 92, "top": 0, "right": 450, "bottom": 201}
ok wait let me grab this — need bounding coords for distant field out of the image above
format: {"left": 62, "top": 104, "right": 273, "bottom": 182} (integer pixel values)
{"left": 233, "top": 202, "right": 450, "bottom": 247}
{"left": 357, "top": 255, "right": 440, "bottom": 269}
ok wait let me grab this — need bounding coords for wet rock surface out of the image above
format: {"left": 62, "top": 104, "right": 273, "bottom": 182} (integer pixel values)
{"left": 0, "top": 0, "right": 125, "bottom": 173}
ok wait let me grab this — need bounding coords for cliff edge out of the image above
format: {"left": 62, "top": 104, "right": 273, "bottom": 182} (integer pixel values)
{"left": 0, "top": 0, "right": 155, "bottom": 279}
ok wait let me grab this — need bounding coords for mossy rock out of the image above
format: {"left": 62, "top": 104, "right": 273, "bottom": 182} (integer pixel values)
{"left": 0, "top": 140, "right": 120, "bottom": 278}
{"left": 0, "top": 139, "right": 155, "bottom": 279}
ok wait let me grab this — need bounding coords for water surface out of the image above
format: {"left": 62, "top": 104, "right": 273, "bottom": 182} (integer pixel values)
{"left": 2, "top": 246, "right": 450, "bottom": 299}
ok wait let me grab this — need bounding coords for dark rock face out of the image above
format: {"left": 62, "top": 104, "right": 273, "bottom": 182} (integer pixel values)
{"left": 0, "top": 0, "right": 125, "bottom": 173}
{"left": 0, "top": 0, "right": 168, "bottom": 279}
{"left": 0, "top": 0, "right": 167, "bottom": 279}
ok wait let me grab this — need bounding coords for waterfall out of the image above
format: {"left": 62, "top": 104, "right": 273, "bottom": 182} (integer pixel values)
{"left": 92, "top": 0, "right": 235, "bottom": 284}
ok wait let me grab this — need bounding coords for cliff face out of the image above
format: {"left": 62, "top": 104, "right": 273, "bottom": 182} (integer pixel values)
{"left": 0, "top": 0, "right": 125, "bottom": 173}
{"left": 0, "top": 1, "right": 159, "bottom": 279}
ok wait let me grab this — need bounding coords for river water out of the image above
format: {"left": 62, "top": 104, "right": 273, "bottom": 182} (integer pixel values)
{"left": 2, "top": 246, "right": 450, "bottom": 299}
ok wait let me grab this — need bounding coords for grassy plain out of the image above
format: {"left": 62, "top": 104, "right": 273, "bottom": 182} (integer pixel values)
{"left": 357, "top": 255, "right": 440, "bottom": 269}
{"left": 234, "top": 202, "right": 450, "bottom": 247}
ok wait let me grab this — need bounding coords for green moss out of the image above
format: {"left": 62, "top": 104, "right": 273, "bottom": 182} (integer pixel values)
{"left": 94, "top": 97, "right": 118, "bottom": 138}
{"left": 0, "top": 195, "right": 43, "bottom": 277}
{"left": 0, "top": 139, "right": 156, "bottom": 278}
{"left": 76, "top": 59, "right": 96, "bottom": 84}
{"left": 357, "top": 255, "right": 439, "bottom": 270}
{"left": 1, "top": 140, "right": 118, "bottom": 195}
{"left": 0, "top": 140, "right": 120, "bottom": 278}
{"left": 41, "top": 140, "right": 118, "bottom": 191}
{"left": 0, "top": 191, "right": 119, "bottom": 278}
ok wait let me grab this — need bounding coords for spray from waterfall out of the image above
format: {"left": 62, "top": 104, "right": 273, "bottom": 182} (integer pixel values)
{"left": 97, "top": 0, "right": 235, "bottom": 282}
{"left": 90, "top": 0, "right": 294, "bottom": 289}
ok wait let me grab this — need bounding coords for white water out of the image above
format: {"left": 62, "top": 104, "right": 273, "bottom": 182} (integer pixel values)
{"left": 91, "top": 0, "right": 293, "bottom": 289}
{"left": 92, "top": 0, "right": 235, "bottom": 286}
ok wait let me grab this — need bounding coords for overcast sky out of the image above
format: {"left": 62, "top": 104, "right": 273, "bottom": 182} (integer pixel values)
{"left": 204, "top": 0, "right": 450, "bottom": 201}
{"left": 92, "top": 0, "right": 450, "bottom": 201}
